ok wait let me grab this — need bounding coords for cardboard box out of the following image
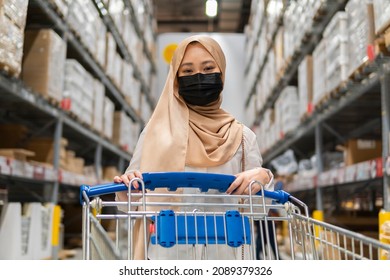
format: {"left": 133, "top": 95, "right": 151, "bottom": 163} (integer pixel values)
{"left": 22, "top": 29, "right": 67, "bottom": 103}
{"left": 103, "top": 166, "right": 120, "bottom": 182}
{"left": 0, "top": 124, "right": 28, "bottom": 148}
{"left": 344, "top": 139, "right": 382, "bottom": 166}
{"left": 113, "top": 111, "right": 133, "bottom": 149}
{"left": 298, "top": 55, "right": 313, "bottom": 118}
{"left": 92, "top": 79, "right": 105, "bottom": 133}
{"left": 25, "top": 137, "right": 68, "bottom": 164}
{"left": 0, "top": 149, "right": 35, "bottom": 161}
{"left": 103, "top": 97, "right": 114, "bottom": 139}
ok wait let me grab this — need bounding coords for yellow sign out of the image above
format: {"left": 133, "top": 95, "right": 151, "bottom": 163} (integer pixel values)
{"left": 379, "top": 209, "right": 390, "bottom": 260}
{"left": 163, "top": 43, "right": 178, "bottom": 64}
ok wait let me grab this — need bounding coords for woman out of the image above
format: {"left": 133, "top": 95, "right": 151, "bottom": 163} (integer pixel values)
{"left": 114, "top": 35, "right": 274, "bottom": 260}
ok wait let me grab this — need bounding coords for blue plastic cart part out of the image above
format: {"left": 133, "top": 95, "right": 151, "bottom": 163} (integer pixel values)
{"left": 80, "top": 172, "right": 235, "bottom": 204}
{"left": 150, "top": 210, "right": 251, "bottom": 248}
{"left": 80, "top": 171, "right": 291, "bottom": 205}
{"left": 141, "top": 171, "right": 236, "bottom": 192}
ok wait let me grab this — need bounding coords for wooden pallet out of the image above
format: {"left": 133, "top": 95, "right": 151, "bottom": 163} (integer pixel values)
{"left": 51, "top": 3, "right": 68, "bottom": 20}
{"left": 312, "top": 3, "right": 327, "bottom": 23}
{"left": 124, "top": 96, "right": 132, "bottom": 107}
{"left": 0, "top": 62, "right": 20, "bottom": 78}
{"left": 276, "top": 56, "right": 292, "bottom": 82}
{"left": 329, "top": 80, "right": 348, "bottom": 99}
{"left": 276, "top": 65, "right": 287, "bottom": 83}
{"left": 348, "top": 59, "right": 372, "bottom": 83}
{"left": 300, "top": 112, "right": 312, "bottom": 123}
{"left": 65, "top": 110, "right": 92, "bottom": 130}
{"left": 69, "top": 28, "right": 95, "bottom": 58}
{"left": 300, "top": 30, "right": 312, "bottom": 45}
{"left": 43, "top": 95, "right": 61, "bottom": 108}
{"left": 375, "top": 18, "right": 390, "bottom": 40}
{"left": 314, "top": 92, "right": 331, "bottom": 112}
{"left": 374, "top": 24, "right": 390, "bottom": 57}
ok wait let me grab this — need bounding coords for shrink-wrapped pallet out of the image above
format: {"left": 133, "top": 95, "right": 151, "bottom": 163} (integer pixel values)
{"left": 323, "top": 11, "right": 348, "bottom": 94}
{"left": 0, "top": 0, "right": 28, "bottom": 76}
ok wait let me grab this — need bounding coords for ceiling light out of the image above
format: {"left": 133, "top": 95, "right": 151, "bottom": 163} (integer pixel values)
{"left": 205, "top": 0, "right": 218, "bottom": 17}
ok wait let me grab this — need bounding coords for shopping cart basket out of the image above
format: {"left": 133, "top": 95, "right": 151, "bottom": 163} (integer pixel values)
{"left": 80, "top": 172, "right": 390, "bottom": 260}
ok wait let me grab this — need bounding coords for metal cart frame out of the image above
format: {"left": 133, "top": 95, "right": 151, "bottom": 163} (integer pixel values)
{"left": 80, "top": 172, "right": 390, "bottom": 260}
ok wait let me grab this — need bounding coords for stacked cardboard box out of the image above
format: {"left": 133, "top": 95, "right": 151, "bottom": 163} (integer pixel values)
{"left": 312, "top": 38, "right": 327, "bottom": 108}
{"left": 274, "top": 86, "right": 300, "bottom": 138}
{"left": 107, "top": 0, "right": 125, "bottom": 34}
{"left": 323, "top": 11, "right": 349, "bottom": 94}
{"left": 256, "top": 108, "right": 276, "bottom": 154}
{"left": 345, "top": 0, "right": 375, "bottom": 78}
{"left": 0, "top": 0, "right": 28, "bottom": 76}
{"left": 67, "top": 0, "right": 99, "bottom": 56}
{"left": 343, "top": 139, "right": 382, "bottom": 166}
{"left": 298, "top": 55, "right": 313, "bottom": 119}
{"left": 48, "top": 0, "right": 70, "bottom": 18}
{"left": 105, "top": 32, "right": 117, "bottom": 85}
{"left": 92, "top": 79, "right": 105, "bottom": 134}
{"left": 24, "top": 136, "right": 86, "bottom": 174}
{"left": 25, "top": 137, "right": 68, "bottom": 168}
{"left": 63, "top": 59, "right": 94, "bottom": 126}
{"left": 0, "top": 124, "right": 28, "bottom": 148}
{"left": 113, "top": 110, "right": 133, "bottom": 151}
{"left": 94, "top": 16, "right": 107, "bottom": 68}
{"left": 102, "top": 166, "right": 121, "bottom": 183}
{"left": 103, "top": 96, "right": 115, "bottom": 140}
{"left": 121, "top": 61, "right": 134, "bottom": 105}
{"left": 64, "top": 150, "right": 85, "bottom": 174}
{"left": 140, "top": 94, "right": 152, "bottom": 123}
{"left": 373, "top": 0, "right": 390, "bottom": 35}
{"left": 22, "top": 29, "right": 67, "bottom": 103}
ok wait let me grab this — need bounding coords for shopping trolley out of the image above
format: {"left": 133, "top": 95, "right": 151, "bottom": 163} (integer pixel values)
{"left": 80, "top": 172, "right": 390, "bottom": 260}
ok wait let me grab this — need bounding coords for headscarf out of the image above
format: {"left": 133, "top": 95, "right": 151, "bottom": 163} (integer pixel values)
{"left": 140, "top": 35, "right": 243, "bottom": 172}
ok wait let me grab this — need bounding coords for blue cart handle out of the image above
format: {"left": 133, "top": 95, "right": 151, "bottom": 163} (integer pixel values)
{"left": 79, "top": 171, "right": 291, "bottom": 204}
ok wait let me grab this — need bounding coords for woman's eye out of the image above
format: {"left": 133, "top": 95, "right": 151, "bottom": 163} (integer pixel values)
{"left": 204, "top": 66, "right": 215, "bottom": 72}
{"left": 180, "top": 69, "right": 193, "bottom": 75}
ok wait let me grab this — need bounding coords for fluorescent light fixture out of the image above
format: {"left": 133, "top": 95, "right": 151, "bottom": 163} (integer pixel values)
{"left": 206, "top": 0, "right": 218, "bottom": 17}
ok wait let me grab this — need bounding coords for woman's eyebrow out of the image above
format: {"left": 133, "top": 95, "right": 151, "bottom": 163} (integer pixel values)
{"left": 201, "top": 60, "right": 215, "bottom": 65}
{"left": 179, "top": 62, "right": 193, "bottom": 68}
{"left": 179, "top": 60, "right": 215, "bottom": 69}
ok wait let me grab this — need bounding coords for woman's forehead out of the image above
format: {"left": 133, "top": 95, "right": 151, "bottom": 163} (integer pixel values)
{"left": 181, "top": 43, "right": 215, "bottom": 63}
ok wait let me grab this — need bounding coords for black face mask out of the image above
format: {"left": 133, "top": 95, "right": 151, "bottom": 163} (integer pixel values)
{"left": 177, "top": 72, "right": 223, "bottom": 106}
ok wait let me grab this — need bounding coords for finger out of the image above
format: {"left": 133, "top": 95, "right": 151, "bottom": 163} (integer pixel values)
{"left": 226, "top": 175, "right": 244, "bottom": 194}
{"left": 120, "top": 174, "right": 131, "bottom": 188}
{"left": 134, "top": 170, "right": 143, "bottom": 180}
{"left": 233, "top": 184, "right": 248, "bottom": 195}
{"left": 113, "top": 176, "right": 122, "bottom": 183}
{"left": 246, "top": 181, "right": 260, "bottom": 195}
{"left": 128, "top": 174, "right": 141, "bottom": 190}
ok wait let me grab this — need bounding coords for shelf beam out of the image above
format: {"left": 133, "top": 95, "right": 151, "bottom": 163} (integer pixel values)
{"left": 381, "top": 68, "right": 390, "bottom": 211}
{"left": 262, "top": 72, "right": 380, "bottom": 163}
{"left": 0, "top": 74, "right": 131, "bottom": 162}
{"left": 315, "top": 124, "right": 324, "bottom": 211}
{"left": 32, "top": 0, "right": 143, "bottom": 124}
{"left": 93, "top": 0, "right": 155, "bottom": 110}
{"left": 246, "top": 0, "right": 348, "bottom": 121}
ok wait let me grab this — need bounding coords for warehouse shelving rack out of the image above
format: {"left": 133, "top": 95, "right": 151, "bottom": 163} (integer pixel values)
{"left": 0, "top": 0, "right": 157, "bottom": 259}
{"left": 245, "top": 0, "right": 390, "bottom": 237}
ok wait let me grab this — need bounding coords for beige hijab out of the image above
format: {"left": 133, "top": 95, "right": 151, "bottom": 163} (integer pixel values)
{"left": 132, "top": 35, "right": 243, "bottom": 260}
{"left": 140, "top": 35, "right": 243, "bottom": 172}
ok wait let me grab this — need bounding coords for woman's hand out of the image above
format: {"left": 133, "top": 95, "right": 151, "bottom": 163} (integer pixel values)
{"left": 226, "top": 168, "right": 273, "bottom": 195}
{"left": 114, "top": 170, "right": 143, "bottom": 201}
